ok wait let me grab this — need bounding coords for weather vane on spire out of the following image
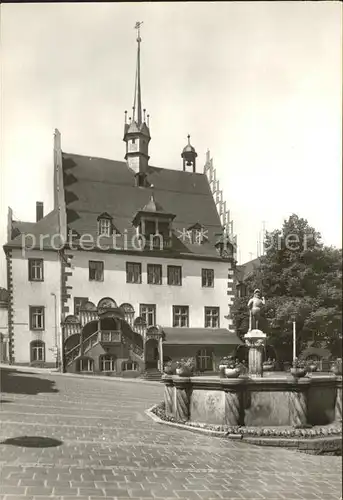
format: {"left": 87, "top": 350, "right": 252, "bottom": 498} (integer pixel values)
{"left": 135, "top": 21, "right": 143, "bottom": 42}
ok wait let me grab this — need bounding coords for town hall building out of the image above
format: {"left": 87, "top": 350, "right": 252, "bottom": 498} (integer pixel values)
{"left": 3, "top": 26, "right": 241, "bottom": 378}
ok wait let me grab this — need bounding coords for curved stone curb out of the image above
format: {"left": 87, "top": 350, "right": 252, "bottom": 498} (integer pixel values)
{"left": 242, "top": 435, "right": 342, "bottom": 454}
{"left": 145, "top": 404, "right": 225, "bottom": 437}
{"left": 146, "top": 402, "right": 342, "bottom": 453}
{"left": 0, "top": 363, "right": 162, "bottom": 386}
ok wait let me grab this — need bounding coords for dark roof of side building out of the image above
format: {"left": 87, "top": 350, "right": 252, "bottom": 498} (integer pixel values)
{"left": 235, "top": 257, "right": 261, "bottom": 282}
{"left": 163, "top": 327, "right": 242, "bottom": 345}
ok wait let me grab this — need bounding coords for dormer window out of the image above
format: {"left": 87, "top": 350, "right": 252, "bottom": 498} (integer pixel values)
{"left": 99, "top": 218, "right": 111, "bottom": 236}
{"left": 188, "top": 223, "right": 208, "bottom": 245}
{"left": 97, "top": 213, "right": 116, "bottom": 236}
{"left": 132, "top": 138, "right": 136, "bottom": 144}
{"left": 132, "top": 194, "right": 176, "bottom": 250}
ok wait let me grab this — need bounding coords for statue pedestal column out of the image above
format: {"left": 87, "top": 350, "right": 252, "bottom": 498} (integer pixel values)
{"left": 244, "top": 329, "right": 267, "bottom": 378}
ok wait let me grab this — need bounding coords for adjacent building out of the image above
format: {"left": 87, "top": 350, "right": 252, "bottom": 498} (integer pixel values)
{"left": 3, "top": 28, "right": 241, "bottom": 377}
{"left": 0, "top": 287, "right": 9, "bottom": 362}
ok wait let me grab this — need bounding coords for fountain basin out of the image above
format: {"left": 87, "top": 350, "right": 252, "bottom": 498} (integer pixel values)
{"left": 162, "top": 373, "right": 342, "bottom": 428}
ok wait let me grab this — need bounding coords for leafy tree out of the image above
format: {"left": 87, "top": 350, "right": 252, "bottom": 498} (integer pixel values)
{"left": 232, "top": 214, "right": 342, "bottom": 361}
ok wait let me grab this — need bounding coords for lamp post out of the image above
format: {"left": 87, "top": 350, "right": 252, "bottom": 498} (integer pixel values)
{"left": 293, "top": 319, "right": 296, "bottom": 362}
{"left": 50, "top": 293, "right": 60, "bottom": 370}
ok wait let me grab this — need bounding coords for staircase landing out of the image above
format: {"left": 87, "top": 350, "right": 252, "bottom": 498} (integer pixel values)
{"left": 141, "top": 369, "right": 162, "bottom": 381}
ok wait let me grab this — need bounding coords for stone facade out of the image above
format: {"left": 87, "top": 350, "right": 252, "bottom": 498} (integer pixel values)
{"left": 3, "top": 30, "right": 240, "bottom": 376}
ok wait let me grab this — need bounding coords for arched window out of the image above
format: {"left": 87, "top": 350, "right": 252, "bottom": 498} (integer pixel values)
{"left": 196, "top": 349, "right": 213, "bottom": 371}
{"left": 120, "top": 303, "right": 135, "bottom": 326}
{"left": 122, "top": 360, "right": 139, "bottom": 371}
{"left": 100, "top": 355, "right": 116, "bottom": 372}
{"left": 30, "top": 340, "right": 45, "bottom": 362}
{"left": 79, "top": 357, "right": 94, "bottom": 372}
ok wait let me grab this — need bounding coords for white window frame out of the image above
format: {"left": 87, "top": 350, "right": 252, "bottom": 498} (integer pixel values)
{"left": 202, "top": 268, "right": 214, "bottom": 288}
{"left": 100, "top": 355, "right": 116, "bottom": 371}
{"left": 31, "top": 341, "right": 45, "bottom": 362}
{"left": 140, "top": 304, "right": 156, "bottom": 327}
{"left": 123, "top": 361, "right": 138, "bottom": 371}
{"left": 80, "top": 358, "right": 94, "bottom": 372}
{"left": 29, "top": 259, "right": 44, "bottom": 281}
{"left": 30, "top": 306, "right": 45, "bottom": 330}
{"left": 98, "top": 218, "right": 112, "bottom": 236}
{"left": 173, "top": 306, "right": 189, "bottom": 327}
{"left": 205, "top": 307, "right": 220, "bottom": 328}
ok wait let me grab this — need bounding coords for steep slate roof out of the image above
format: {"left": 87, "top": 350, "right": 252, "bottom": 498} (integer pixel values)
{"left": 235, "top": 257, "right": 261, "bottom": 282}
{"left": 4, "top": 152, "right": 227, "bottom": 259}
{"left": 62, "top": 152, "right": 225, "bottom": 259}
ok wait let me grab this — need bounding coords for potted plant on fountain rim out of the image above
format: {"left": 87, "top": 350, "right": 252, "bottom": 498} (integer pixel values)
{"left": 175, "top": 357, "right": 196, "bottom": 377}
{"left": 290, "top": 357, "right": 307, "bottom": 378}
{"left": 224, "top": 356, "right": 241, "bottom": 378}
{"left": 163, "top": 360, "right": 174, "bottom": 375}
{"left": 331, "top": 358, "right": 342, "bottom": 376}
{"left": 306, "top": 359, "right": 318, "bottom": 373}
{"left": 219, "top": 357, "right": 230, "bottom": 378}
{"left": 263, "top": 358, "right": 276, "bottom": 372}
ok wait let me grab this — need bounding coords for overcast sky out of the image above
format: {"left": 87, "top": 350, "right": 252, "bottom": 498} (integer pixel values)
{"left": 1, "top": 2, "right": 342, "bottom": 286}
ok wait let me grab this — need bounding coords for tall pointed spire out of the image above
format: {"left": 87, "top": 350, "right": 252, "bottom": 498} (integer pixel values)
{"left": 123, "top": 22, "right": 151, "bottom": 178}
{"left": 133, "top": 21, "right": 143, "bottom": 126}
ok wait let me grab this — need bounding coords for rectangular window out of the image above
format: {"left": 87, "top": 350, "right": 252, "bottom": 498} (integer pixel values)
{"left": 147, "top": 264, "right": 162, "bottom": 285}
{"left": 123, "top": 361, "right": 138, "bottom": 371}
{"left": 99, "top": 218, "right": 111, "bottom": 236}
{"left": 74, "top": 297, "right": 88, "bottom": 316}
{"left": 126, "top": 262, "right": 142, "bottom": 284}
{"left": 101, "top": 356, "right": 116, "bottom": 371}
{"left": 202, "top": 268, "right": 214, "bottom": 287}
{"left": 167, "top": 265, "right": 182, "bottom": 286}
{"left": 205, "top": 307, "right": 220, "bottom": 328}
{"left": 173, "top": 306, "right": 189, "bottom": 327}
{"left": 28, "top": 259, "right": 44, "bottom": 281}
{"left": 140, "top": 304, "right": 156, "bottom": 327}
{"left": 30, "top": 306, "right": 45, "bottom": 330}
{"left": 80, "top": 358, "right": 93, "bottom": 372}
{"left": 89, "top": 261, "right": 104, "bottom": 281}
{"left": 31, "top": 343, "right": 45, "bottom": 362}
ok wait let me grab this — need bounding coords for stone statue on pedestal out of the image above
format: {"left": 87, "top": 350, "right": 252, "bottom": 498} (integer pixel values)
{"left": 247, "top": 289, "right": 265, "bottom": 331}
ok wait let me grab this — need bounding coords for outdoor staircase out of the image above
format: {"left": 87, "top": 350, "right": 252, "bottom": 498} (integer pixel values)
{"left": 141, "top": 369, "right": 162, "bottom": 381}
{"left": 65, "top": 329, "right": 145, "bottom": 369}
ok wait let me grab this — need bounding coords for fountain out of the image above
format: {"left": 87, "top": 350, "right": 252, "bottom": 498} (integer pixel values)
{"left": 161, "top": 290, "right": 342, "bottom": 441}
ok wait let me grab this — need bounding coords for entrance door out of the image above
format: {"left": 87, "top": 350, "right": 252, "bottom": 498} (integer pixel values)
{"left": 145, "top": 339, "right": 159, "bottom": 370}
{"left": 197, "top": 348, "right": 213, "bottom": 372}
{"left": 0, "top": 334, "right": 7, "bottom": 363}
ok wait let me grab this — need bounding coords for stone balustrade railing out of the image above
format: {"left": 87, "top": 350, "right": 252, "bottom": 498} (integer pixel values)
{"left": 162, "top": 374, "right": 342, "bottom": 428}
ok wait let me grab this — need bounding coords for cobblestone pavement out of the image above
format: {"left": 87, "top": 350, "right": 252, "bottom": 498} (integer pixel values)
{"left": 0, "top": 367, "right": 342, "bottom": 500}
